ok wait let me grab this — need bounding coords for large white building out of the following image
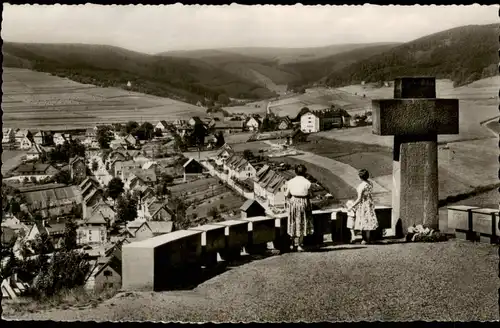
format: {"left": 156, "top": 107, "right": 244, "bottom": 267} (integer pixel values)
{"left": 300, "top": 112, "right": 321, "bottom": 133}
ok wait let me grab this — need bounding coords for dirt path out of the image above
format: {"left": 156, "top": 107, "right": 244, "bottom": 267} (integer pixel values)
{"left": 4, "top": 240, "right": 497, "bottom": 322}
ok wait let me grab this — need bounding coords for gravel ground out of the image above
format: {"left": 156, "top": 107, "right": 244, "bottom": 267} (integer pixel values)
{"left": 4, "top": 240, "right": 499, "bottom": 322}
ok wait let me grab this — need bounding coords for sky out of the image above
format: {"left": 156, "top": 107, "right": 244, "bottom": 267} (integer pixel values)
{"left": 2, "top": 4, "right": 498, "bottom": 54}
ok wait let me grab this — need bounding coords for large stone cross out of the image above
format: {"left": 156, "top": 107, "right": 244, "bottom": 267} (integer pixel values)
{"left": 372, "top": 77, "right": 459, "bottom": 235}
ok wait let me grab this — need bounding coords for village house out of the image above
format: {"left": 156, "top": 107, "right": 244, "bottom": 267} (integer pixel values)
{"left": 253, "top": 166, "right": 294, "bottom": 208}
{"left": 25, "top": 143, "right": 46, "bottom": 161}
{"left": 240, "top": 199, "right": 266, "bottom": 219}
{"left": 89, "top": 200, "right": 116, "bottom": 226}
{"left": 124, "top": 134, "right": 137, "bottom": 147}
{"left": 109, "top": 139, "right": 128, "bottom": 151}
{"left": 155, "top": 120, "right": 170, "bottom": 131}
{"left": 214, "top": 121, "right": 245, "bottom": 134}
{"left": 8, "top": 163, "right": 59, "bottom": 183}
{"left": 26, "top": 219, "right": 66, "bottom": 249}
{"left": 300, "top": 108, "right": 352, "bottom": 133}
{"left": 83, "top": 189, "right": 105, "bottom": 218}
{"left": 183, "top": 158, "right": 205, "bottom": 182}
{"left": 176, "top": 124, "right": 193, "bottom": 137}
{"left": 68, "top": 156, "right": 87, "bottom": 181}
{"left": 278, "top": 117, "right": 292, "bottom": 130}
{"left": 77, "top": 212, "right": 108, "bottom": 245}
{"left": 213, "top": 146, "right": 234, "bottom": 166}
{"left": 2, "top": 128, "right": 16, "bottom": 144}
{"left": 123, "top": 173, "right": 148, "bottom": 191}
{"left": 126, "top": 220, "right": 174, "bottom": 240}
{"left": 20, "top": 184, "right": 82, "bottom": 218}
{"left": 224, "top": 154, "right": 257, "bottom": 181}
{"left": 15, "top": 129, "right": 32, "bottom": 147}
{"left": 245, "top": 117, "right": 261, "bottom": 131}
{"left": 300, "top": 111, "right": 321, "bottom": 133}
{"left": 147, "top": 201, "right": 174, "bottom": 222}
{"left": 114, "top": 160, "right": 142, "bottom": 178}
{"left": 89, "top": 248, "right": 123, "bottom": 292}
{"left": 53, "top": 133, "right": 71, "bottom": 146}
{"left": 188, "top": 116, "right": 205, "bottom": 128}
{"left": 173, "top": 119, "right": 188, "bottom": 129}
{"left": 122, "top": 168, "right": 157, "bottom": 185}
{"left": 19, "top": 137, "right": 33, "bottom": 150}
{"left": 33, "top": 131, "right": 51, "bottom": 146}
{"left": 204, "top": 134, "right": 218, "bottom": 149}
{"left": 202, "top": 117, "right": 217, "bottom": 131}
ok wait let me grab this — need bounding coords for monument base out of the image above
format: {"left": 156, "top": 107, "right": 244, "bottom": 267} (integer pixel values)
{"left": 393, "top": 135, "right": 439, "bottom": 234}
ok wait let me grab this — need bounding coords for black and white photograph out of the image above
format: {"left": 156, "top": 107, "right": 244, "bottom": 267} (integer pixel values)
{"left": 1, "top": 3, "right": 499, "bottom": 322}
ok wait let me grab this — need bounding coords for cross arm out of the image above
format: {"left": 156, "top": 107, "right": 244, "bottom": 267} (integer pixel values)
{"left": 372, "top": 98, "right": 459, "bottom": 136}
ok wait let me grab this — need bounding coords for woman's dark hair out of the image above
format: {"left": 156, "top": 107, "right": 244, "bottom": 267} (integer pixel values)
{"left": 295, "top": 164, "right": 307, "bottom": 176}
{"left": 358, "top": 169, "right": 370, "bottom": 181}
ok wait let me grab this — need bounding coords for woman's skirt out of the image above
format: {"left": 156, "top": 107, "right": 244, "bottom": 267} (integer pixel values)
{"left": 354, "top": 202, "right": 379, "bottom": 231}
{"left": 287, "top": 196, "right": 314, "bottom": 238}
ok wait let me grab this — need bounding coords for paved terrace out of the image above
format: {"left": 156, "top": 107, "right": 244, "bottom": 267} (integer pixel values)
{"left": 4, "top": 207, "right": 500, "bottom": 321}
{"left": 6, "top": 239, "right": 498, "bottom": 321}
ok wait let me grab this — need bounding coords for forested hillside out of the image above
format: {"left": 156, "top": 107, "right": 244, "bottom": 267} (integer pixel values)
{"left": 324, "top": 24, "right": 498, "bottom": 88}
{"left": 2, "top": 42, "right": 276, "bottom": 104}
{"left": 281, "top": 43, "right": 399, "bottom": 90}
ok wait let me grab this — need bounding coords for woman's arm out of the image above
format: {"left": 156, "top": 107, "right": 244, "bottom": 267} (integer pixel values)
{"left": 284, "top": 183, "right": 291, "bottom": 199}
{"left": 348, "top": 184, "right": 364, "bottom": 209}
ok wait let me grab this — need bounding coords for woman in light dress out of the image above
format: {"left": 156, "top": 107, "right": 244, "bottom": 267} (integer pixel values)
{"left": 285, "top": 164, "right": 314, "bottom": 252}
{"left": 347, "top": 169, "right": 379, "bottom": 244}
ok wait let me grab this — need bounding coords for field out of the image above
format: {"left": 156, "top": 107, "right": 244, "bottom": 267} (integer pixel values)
{"left": 268, "top": 87, "right": 372, "bottom": 118}
{"left": 1, "top": 149, "right": 26, "bottom": 175}
{"left": 169, "top": 177, "right": 246, "bottom": 218}
{"left": 2, "top": 67, "right": 207, "bottom": 130}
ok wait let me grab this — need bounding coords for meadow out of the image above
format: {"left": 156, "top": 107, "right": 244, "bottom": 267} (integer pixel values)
{"left": 169, "top": 177, "right": 246, "bottom": 218}
{"left": 2, "top": 67, "right": 207, "bottom": 130}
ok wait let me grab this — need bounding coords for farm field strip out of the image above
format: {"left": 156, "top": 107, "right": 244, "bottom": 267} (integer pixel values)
{"left": 2, "top": 67, "right": 207, "bottom": 130}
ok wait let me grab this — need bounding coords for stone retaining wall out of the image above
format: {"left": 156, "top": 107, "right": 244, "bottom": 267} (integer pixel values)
{"left": 448, "top": 205, "right": 500, "bottom": 244}
{"left": 122, "top": 206, "right": 392, "bottom": 291}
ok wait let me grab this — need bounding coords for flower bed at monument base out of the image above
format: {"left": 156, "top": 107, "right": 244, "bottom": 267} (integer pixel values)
{"left": 405, "top": 224, "right": 449, "bottom": 242}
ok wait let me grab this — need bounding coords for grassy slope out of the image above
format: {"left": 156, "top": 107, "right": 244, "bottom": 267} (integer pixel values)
{"left": 324, "top": 24, "right": 498, "bottom": 88}
{"left": 5, "top": 241, "right": 498, "bottom": 321}
{"left": 2, "top": 42, "right": 276, "bottom": 103}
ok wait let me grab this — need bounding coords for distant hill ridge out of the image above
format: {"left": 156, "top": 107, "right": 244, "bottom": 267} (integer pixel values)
{"left": 2, "top": 42, "right": 277, "bottom": 104}
{"left": 3, "top": 24, "right": 497, "bottom": 104}
{"left": 324, "top": 24, "right": 498, "bottom": 88}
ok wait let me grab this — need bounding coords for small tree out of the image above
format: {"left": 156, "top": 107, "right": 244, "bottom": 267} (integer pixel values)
{"left": 54, "top": 170, "right": 72, "bottom": 185}
{"left": 243, "top": 149, "right": 253, "bottom": 160}
{"left": 32, "top": 232, "right": 55, "bottom": 255}
{"left": 10, "top": 200, "right": 21, "bottom": 216}
{"left": 96, "top": 125, "right": 114, "bottom": 149}
{"left": 116, "top": 194, "right": 138, "bottom": 223}
{"left": 170, "top": 197, "right": 189, "bottom": 229}
{"left": 208, "top": 207, "right": 222, "bottom": 222}
{"left": 63, "top": 217, "right": 78, "bottom": 251}
{"left": 107, "top": 177, "right": 124, "bottom": 204}
{"left": 91, "top": 160, "right": 99, "bottom": 172}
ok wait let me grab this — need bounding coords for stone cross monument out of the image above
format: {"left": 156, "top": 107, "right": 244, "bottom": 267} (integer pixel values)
{"left": 372, "top": 77, "right": 459, "bottom": 235}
